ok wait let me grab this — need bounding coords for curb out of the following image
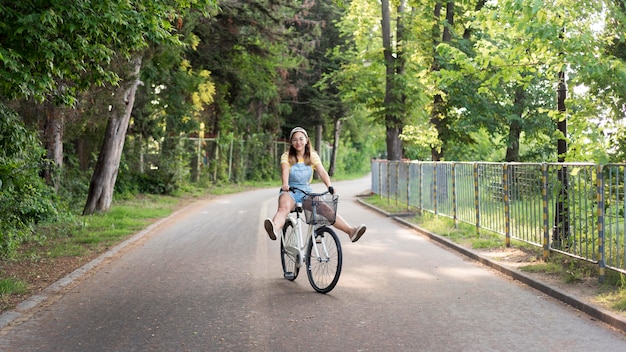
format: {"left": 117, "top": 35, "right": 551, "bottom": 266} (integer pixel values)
{"left": 356, "top": 198, "right": 626, "bottom": 334}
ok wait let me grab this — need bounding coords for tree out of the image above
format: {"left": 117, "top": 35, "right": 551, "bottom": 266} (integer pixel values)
{"left": 284, "top": 0, "right": 349, "bottom": 175}
{"left": 83, "top": 56, "right": 143, "bottom": 213}
{"left": 83, "top": 0, "right": 217, "bottom": 214}
{"left": 380, "top": 0, "right": 406, "bottom": 161}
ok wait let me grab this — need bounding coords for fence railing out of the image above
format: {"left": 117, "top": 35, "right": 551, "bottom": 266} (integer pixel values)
{"left": 371, "top": 160, "right": 626, "bottom": 279}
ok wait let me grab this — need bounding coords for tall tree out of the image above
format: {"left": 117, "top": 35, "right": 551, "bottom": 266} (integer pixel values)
{"left": 381, "top": 0, "right": 406, "bottom": 160}
{"left": 429, "top": 2, "right": 454, "bottom": 161}
{"left": 83, "top": 1, "right": 216, "bottom": 214}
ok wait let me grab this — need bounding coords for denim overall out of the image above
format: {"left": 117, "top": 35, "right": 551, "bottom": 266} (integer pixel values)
{"left": 282, "top": 161, "right": 313, "bottom": 203}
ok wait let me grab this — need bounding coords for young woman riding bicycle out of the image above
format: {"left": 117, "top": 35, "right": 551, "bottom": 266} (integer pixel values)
{"left": 264, "top": 126, "right": 366, "bottom": 243}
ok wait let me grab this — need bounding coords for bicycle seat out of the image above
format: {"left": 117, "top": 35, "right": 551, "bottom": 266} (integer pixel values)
{"left": 294, "top": 202, "right": 303, "bottom": 213}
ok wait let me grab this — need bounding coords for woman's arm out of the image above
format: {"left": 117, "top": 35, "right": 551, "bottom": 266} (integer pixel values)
{"left": 280, "top": 162, "right": 290, "bottom": 191}
{"left": 314, "top": 161, "right": 332, "bottom": 189}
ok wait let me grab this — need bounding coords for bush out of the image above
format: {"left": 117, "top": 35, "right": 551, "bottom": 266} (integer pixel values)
{"left": 135, "top": 169, "right": 178, "bottom": 195}
{"left": 0, "top": 104, "right": 59, "bottom": 257}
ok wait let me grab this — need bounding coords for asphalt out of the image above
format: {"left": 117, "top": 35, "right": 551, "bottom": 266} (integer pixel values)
{"left": 1, "top": 190, "right": 625, "bottom": 336}
{"left": 356, "top": 195, "right": 626, "bottom": 334}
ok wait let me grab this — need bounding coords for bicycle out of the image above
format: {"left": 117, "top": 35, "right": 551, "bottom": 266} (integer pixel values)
{"left": 280, "top": 187, "right": 342, "bottom": 293}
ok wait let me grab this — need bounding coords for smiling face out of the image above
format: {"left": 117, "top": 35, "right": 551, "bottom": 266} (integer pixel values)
{"left": 290, "top": 131, "right": 308, "bottom": 153}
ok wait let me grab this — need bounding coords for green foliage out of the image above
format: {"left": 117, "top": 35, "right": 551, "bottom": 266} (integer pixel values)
{"left": 334, "top": 129, "right": 379, "bottom": 174}
{"left": 134, "top": 169, "right": 178, "bottom": 195}
{"left": 0, "top": 104, "right": 59, "bottom": 258}
{"left": 0, "top": 0, "right": 218, "bottom": 103}
{"left": 332, "top": 0, "right": 626, "bottom": 163}
{"left": 242, "top": 133, "right": 277, "bottom": 182}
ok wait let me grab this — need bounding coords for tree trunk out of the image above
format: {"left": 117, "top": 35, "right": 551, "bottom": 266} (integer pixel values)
{"left": 43, "top": 103, "right": 64, "bottom": 191}
{"left": 505, "top": 119, "right": 522, "bottom": 162}
{"left": 430, "top": 2, "right": 454, "bottom": 162}
{"left": 328, "top": 118, "right": 341, "bottom": 177}
{"left": 505, "top": 86, "right": 524, "bottom": 162}
{"left": 553, "top": 64, "right": 570, "bottom": 247}
{"left": 83, "top": 56, "right": 143, "bottom": 215}
{"left": 381, "top": 0, "right": 405, "bottom": 161}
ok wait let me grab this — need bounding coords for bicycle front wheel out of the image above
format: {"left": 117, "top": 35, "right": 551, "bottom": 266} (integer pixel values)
{"left": 306, "top": 226, "right": 342, "bottom": 293}
{"left": 281, "top": 219, "right": 299, "bottom": 281}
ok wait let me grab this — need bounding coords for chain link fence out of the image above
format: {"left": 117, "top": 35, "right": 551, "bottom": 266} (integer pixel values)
{"left": 371, "top": 160, "right": 626, "bottom": 279}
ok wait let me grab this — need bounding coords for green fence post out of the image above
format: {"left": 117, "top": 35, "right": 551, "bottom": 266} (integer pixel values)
{"left": 434, "top": 163, "right": 438, "bottom": 215}
{"left": 406, "top": 160, "right": 411, "bottom": 212}
{"left": 418, "top": 162, "right": 423, "bottom": 213}
{"left": 503, "top": 163, "right": 511, "bottom": 247}
{"left": 542, "top": 163, "right": 550, "bottom": 260}
{"left": 452, "top": 163, "right": 458, "bottom": 228}
{"left": 596, "top": 164, "right": 605, "bottom": 283}
{"left": 395, "top": 161, "right": 399, "bottom": 208}
{"left": 474, "top": 163, "right": 480, "bottom": 236}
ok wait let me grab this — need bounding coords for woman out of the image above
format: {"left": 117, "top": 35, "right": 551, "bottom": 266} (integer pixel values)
{"left": 264, "top": 126, "right": 366, "bottom": 242}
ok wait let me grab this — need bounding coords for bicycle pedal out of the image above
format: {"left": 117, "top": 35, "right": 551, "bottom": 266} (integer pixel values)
{"left": 284, "top": 272, "right": 295, "bottom": 280}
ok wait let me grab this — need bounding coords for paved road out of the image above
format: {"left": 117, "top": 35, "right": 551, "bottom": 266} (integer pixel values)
{"left": 1, "top": 177, "right": 626, "bottom": 351}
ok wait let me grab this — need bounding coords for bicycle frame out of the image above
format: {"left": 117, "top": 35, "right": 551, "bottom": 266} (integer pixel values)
{"left": 281, "top": 201, "right": 329, "bottom": 269}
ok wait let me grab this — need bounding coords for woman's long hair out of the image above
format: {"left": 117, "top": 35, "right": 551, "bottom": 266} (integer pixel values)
{"left": 288, "top": 140, "right": 312, "bottom": 165}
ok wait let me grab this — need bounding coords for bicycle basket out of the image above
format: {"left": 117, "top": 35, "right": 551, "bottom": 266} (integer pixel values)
{"left": 302, "top": 194, "right": 339, "bottom": 225}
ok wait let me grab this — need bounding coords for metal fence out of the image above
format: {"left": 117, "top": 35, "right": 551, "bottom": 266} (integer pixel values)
{"left": 371, "top": 160, "right": 626, "bottom": 278}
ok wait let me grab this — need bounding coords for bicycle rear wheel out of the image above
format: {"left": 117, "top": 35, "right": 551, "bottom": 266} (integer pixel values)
{"left": 281, "top": 219, "right": 299, "bottom": 281}
{"left": 306, "top": 226, "right": 342, "bottom": 293}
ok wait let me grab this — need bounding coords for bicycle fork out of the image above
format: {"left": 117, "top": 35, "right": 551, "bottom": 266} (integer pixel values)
{"left": 311, "top": 227, "right": 332, "bottom": 263}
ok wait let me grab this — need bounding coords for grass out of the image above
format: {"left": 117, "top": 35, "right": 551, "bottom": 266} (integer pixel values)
{"left": 0, "top": 278, "right": 28, "bottom": 307}
{"left": 364, "top": 194, "right": 414, "bottom": 214}
{"left": 368, "top": 195, "right": 507, "bottom": 249}
{"left": 36, "top": 194, "right": 179, "bottom": 259}
{"left": 0, "top": 279, "right": 27, "bottom": 295}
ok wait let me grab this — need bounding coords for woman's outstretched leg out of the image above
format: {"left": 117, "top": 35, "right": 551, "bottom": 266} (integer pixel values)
{"left": 333, "top": 214, "right": 366, "bottom": 243}
{"left": 264, "top": 193, "right": 294, "bottom": 240}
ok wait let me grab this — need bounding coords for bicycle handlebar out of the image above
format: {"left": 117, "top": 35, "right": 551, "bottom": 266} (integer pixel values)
{"left": 286, "top": 186, "right": 334, "bottom": 196}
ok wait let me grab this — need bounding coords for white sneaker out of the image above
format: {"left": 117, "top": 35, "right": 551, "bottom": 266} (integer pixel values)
{"left": 350, "top": 224, "right": 366, "bottom": 243}
{"left": 264, "top": 218, "right": 277, "bottom": 240}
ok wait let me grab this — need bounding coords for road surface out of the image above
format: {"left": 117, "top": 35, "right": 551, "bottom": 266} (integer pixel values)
{"left": 1, "top": 177, "right": 625, "bottom": 351}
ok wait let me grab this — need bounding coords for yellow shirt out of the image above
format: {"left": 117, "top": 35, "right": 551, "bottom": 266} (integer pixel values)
{"left": 280, "top": 151, "right": 321, "bottom": 184}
